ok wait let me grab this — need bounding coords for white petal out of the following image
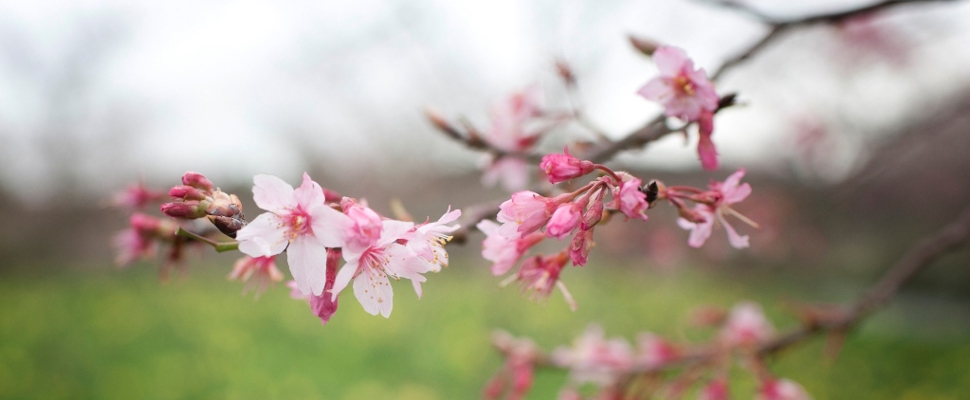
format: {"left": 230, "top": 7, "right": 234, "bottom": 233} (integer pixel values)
{"left": 331, "top": 261, "right": 359, "bottom": 301}
{"left": 293, "top": 172, "right": 325, "bottom": 209}
{"left": 354, "top": 267, "right": 394, "bottom": 318}
{"left": 377, "top": 220, "right": 414, "bottom": 247}
{"left": 288, "top": 235, "right": 330, "bottom": 296}
{"left": 252, "top": 175, "right": 294, "bottom": 212}
{"left": 309, "top": 204, "right": 350, "bottom": 247}
{"left": 236, "top": 213, "right": 287, "bottom": 257}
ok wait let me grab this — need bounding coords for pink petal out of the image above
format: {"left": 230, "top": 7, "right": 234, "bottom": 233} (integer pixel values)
{"left": 718, "top": 215, "right": 750, "bottom": 249}
{"left": 354, "top": 267, "right": 394, "bottom": 317}
{"left": 331, "top": 261, "right": 358, "bottom": 301}
{"left": 252, "top": 174, "right": 294, "bottom": 212}
{"left": 309, "top": 204, "right": 351, "bottom": 247}
{"left": 236, "top": 213, "right": 288, "bottom": 257}
{"left": 653, "top": 46, "right": 690, "bottom": 76}
{"left": 293, "top": 172, "right": 325, "bottom": 209}
{"left": 288, "top": 235, "right": 331, "bottom": 296}
{"left": 636, "top": 78, "right": 671, "bottom": 103}
{"left": 686, "top": 218, "right": 714, "bottom": 248}
{"left": 697, "top": 123, "right": 719, "bottom": 171}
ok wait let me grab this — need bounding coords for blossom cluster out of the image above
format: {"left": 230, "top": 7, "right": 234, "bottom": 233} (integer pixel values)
{"left": 229, "top": 173, "right": 461, "bottom": 321}
{"left": 478, "top": 148, "right": 755, "bottom": 309}
{"left": 486, "top": 302, "right": 812, "bottom": 400}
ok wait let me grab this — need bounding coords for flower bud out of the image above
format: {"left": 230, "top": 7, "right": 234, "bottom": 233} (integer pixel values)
{"left": 569, "top": 228, "right": 594, "bottom": 266}
{"left": 181, "top": 171, "right": 213, "bottom": 192}
{"left": 678, "top": 206, "right": 707, "bottom": 224}
{"left": 581, "top": 197, "right": 604, "bottom": 230}
{"left": 546, "top": 203, "right": 582, "bottom": 239}
{"left": 629, "top": 35, "right": 661, "bottom": 56}
{"left": 161, "top": 201, "right": 207, "bottom": 219}
{"left": 169, "top": 185, "right": 207, "bottom": 201}
{"left": 424, "top": 107, "right": 464, "bottom": 140}
{"left": 540, "top": 148, "right": 595, "bottom": 184}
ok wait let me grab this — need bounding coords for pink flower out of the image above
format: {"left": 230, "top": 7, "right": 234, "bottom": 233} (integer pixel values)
{"left": 483, "top": 86, "right": 544, "bottom": 153}
{"left": 111, "top": 213, "right": 172, "bottom": 267}
{"left": 481, "top": 156, "right": 530, "bottom": 192}
{"left": 540, "top": 148, "right": 595, "bottom": 184}
{"left": 228, "top": 255, "right": 283, "bottom": 296}
{"left": 551, "top": 325, "right": 634, "bottom": 387}
{"left": 405, "top": 207, "right": 462, "bottom": 271}
{"left": 698, "top": 378, "right": 729, "bottom": 400}
{"left": 757, "top": 378, "right": 812, "bottom": 400}
{"left": 497, "top": 191, "right": 559, "bottom": 238}
{"left": 638, "top": 45, "right": 721, "bottom": 170}
{"left": 484, "top": 332, "right": 538, "bottom": 400}
{"left": 635, "top": 332, "right": 678, "bottom": 369}
{"left": 515, "top": 252, "right": 574, "bottom": 309}
{"left": 719, "top": 301, "right": 775, "bottom": 347}
{"left": 478, "top": 219, "right": 544, "bottom": 276}
{"left": 569, "top": 228, "right": 594, "bottom": 266}
{"left": 341, "top": 198, "right": 384, "bottom": 254}
{"left": 331, "top": 220, "right": 434, "bottom": 318}
{"left": 546, "top": 203, "right": 583, "bottom": 239}
{"left": 637, "top": 45, "right": 718, "bottom": 123}
{"left": 677, "top": 168, "right": 755, "bottom": 249}
{"left": 616, "top": 177, "right": 649, "bottom": 221}
{"left": 110, "top": 182, "right": 165, "bottom": 210}
{"left": 235, "top": 173, "right": 350, "bottom": 296}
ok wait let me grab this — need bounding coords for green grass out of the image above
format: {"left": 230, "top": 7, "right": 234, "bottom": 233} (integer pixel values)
{"left": 1, "top": 258, "right": 968, "bottom": 399}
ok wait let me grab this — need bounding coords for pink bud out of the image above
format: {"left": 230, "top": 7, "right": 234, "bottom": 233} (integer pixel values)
{"left": 161, "top": 201, "right": 206, "bottom": 219}
{"left": 569, "top": 228, "right": 594, "bottom": 266}
{"left": 181, "top": 171, "right": 213, "bottom": 192}
{"left": 540, "top": 148, "right": 595, "bottom": 184}
{"left": 618, "top": 178, "right": 649, "bottom": 221}
{"left": 699, "top": 378, "right": 729, "bottom": 400}
{"left": 129, "top": 212, "right": 161, "bottom": 233}
{"left": 546, "top": 203, "right": 582, "bottom": 239}
{"left": 169, "top": 185, "right": 207, "bottom": 201}
{"left": 581, "top": 198, "right": 604, "bottom": 230}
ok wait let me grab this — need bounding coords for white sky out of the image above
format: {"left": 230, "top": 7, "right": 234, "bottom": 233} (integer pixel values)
{"left": 1, "top": 0, "right": 969, "bottom": 200}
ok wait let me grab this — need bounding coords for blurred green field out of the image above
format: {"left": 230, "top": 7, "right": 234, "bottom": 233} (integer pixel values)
{"left": 1, "top": 257, "right": 969, "bottom": 400}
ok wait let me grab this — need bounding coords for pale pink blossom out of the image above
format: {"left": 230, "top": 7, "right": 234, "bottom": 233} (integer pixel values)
{"left": 111, "top": 213, "right": 171, "bottom": 267}
{"left": 340, "top": 198, "right": 384, "bottom": 254}
{"left": 228, "top": 255, "right": 283, "bottom": 296}
{"left": 635, "top": 332, "right": 678, "bottom": 369}
{"left": 677, "top": 168, "right": 754, "bottom": 249}
{"left": 638, "top": 45, "right": 721, "bottom": 170}
{"left": 331, "top": 220, "right": 433, "bottom": 318}
{"left": 719, "top": 301, "right": 775, "bottom": 347}
{"left": 552, "top": 325, "right": 634, "bottom": 387}
{"left": 483, "top": 86, "right": 544, "bottom": 152}
{"left": 484, "top": 332, "right": 538, "bottom": 400}
{"left": 481, "top": 156, "right": 530, "bottom": 192}
{"left": 405, "top": 207, "right": 462, "bottom": 272}
{"left": 540, "top": 148, "right": 595, "bottom": 184}
{"left": 546, "top": 203, "right": 583, "bottom": 239}
{"left": 637, "top": 45, "right": 718, "bottom": 123}
{"left": 757, "top": 378, "right": 812, "bottom": 400}
{"left": 478, "top": 219, "right": 543, "bottom": 276}
{"left": 235, "top": 173, "right": 350, "bottom": 296}
{"left": 497, "top": 191, "right": 559, "bottom": 238}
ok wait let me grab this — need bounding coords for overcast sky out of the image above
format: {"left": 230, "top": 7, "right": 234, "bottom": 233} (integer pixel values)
{"left": 1, "top": 0, "right": 969, "bottom": 201}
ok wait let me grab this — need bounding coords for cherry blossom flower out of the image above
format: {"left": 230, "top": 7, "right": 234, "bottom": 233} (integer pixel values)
{"left": 482, "top": 156, "right": 530, "bottom": 192}
{"left": 677, "top": 168, "right": 755, "bottom": 249}
{"left": 235, "top": 173, "right": 350, "bottom": 296}
{"left": 615, "top": 176, "right": 649, "bottom": 221}
{"left": 478, "top": 219, "right": 544, "bottom": 276}
{"left": 635, "top": 332, "right": 678, "bottom": 369}
{"left": 719, "top": 301, "right": 775, "bottom": 347}
{"left": 757, "top": 378, "right": 812, "bottom": 400}
{"left": 228, "top": 255, "right": 283, "bottom": 296}
{"left": 405, "top": 207, "right": 462, "bottom": 272}
{"left": 513, "top": 252, "right": 574, "bottom": 310}
{"left": 110, "top": 182, "right": 165, "bottom": 210}
{"left": 331, "top": 220, "right": 434, "bottom": 318}
{"left": 638, "top": 45, "right": 718, "bottom": 124}
{"left": 546, "top": 203, "right": 583, "bottom": 239}
{"left": 638, "top": 45, "right": 721, "bottom": 170}
{"left": 497, "top": 191, "right": 560, "bottom": 238}
{"left": 484, "top": 331, "right": 538, "bottom": 400}
{"left": 480, "top": 87, "right": 546, "bottom": 191}
{"left": 552, "top": 325, "right": 634, "bottom": 387}
{"left": 540, "top": 148, "right": 594, "bottom": 184}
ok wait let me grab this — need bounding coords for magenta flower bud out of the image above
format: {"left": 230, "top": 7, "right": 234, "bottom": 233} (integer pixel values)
{"left": 581, "top": 200, "right": 604, "bottom": 230}
{"left": 181, "top": 171, "right": 213, "bottom": 192}
{"left": 129, "top": 212, "right": 162, "bottom": 233}
{"left": 161, "top": 201, "right": 206, "bottom": 219}
{"left": 169, "top": 185, "right": 207, "bottom": 201}
{"left": 540, "top": 148, "right": 595, "bottom": 184}
{"left": 546, "top": 203, "right": 582, "bottom": 239}
{"left": 569, "top": 228, "right": 594, "bottom": 266}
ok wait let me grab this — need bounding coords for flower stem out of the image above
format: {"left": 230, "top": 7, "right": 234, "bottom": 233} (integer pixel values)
{"left": 176, "top": 227, "right": 240, "bottom": 253}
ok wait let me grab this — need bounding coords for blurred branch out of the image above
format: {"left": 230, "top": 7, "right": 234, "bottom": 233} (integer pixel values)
{"left": 492, "top": 204, "right": 970, "bottom": 374}
{"left": 706, "top": 0, "right": 962, "bottom": 80}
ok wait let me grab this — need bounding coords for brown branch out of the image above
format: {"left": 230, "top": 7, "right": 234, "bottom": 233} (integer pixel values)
{"left": 492, "top": 205, "right": 970, "bottom": 376}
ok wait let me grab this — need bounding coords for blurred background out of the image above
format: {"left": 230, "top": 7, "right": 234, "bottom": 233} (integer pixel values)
{"left": 2, "top": 0, "right": 970, "bottom": 398}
